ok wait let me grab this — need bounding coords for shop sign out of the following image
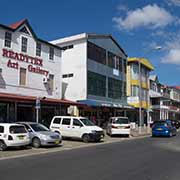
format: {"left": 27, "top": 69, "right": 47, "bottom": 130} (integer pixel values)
{"left": 2, "top": 49, "right": 49, "bottom": 76}
{"left": 35, "top": 98, "right": 40, "bottom": 109}
{"left": 127, "top": 96, "right": 139, "bottom": 104}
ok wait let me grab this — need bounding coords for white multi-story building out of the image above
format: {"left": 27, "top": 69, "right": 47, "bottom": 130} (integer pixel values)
{"left": 0, "top": 19, "right": 76, "bottom": 124}
{"left": 51, "top": 33, "right": 129, "bottom": 124}
{"left": 0, "top": 19, "right": 62, "bottom": 98}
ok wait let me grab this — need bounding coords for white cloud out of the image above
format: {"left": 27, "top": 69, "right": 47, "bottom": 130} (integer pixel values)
{"left": 117, "top": 5, "right": 128, "bottom": 12}
{"left": 113, "top": 4, "right": 174, "bottom": 30}
{"left": 161, "top": 49, "right": 180, "bottom": 64}
{"left": 167, "top": 0, "right": 180, "bottom": 7}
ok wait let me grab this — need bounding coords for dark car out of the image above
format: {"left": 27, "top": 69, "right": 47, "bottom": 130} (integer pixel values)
{"left": 152, "top": 120, "right": 176, "bottom": 137}
{"left": 171, "top": 120, "right": 180, "bottom": 129}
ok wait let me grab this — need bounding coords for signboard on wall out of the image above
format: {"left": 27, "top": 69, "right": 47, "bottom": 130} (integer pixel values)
{"left": 127, "top": 96, "right": 139, "bottom": 104}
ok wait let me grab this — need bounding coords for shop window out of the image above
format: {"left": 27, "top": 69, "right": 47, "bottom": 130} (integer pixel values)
{"left": 19, "top": 68, "right": 26, "bottom": 86}
{"left": 36, "top": 42, "right": 41, "bottom": 57}
{"left": 49, "top": 74, "right": 54, "bottom": 90}
{"left": 4, "top": 32, "right": 12, "bottom": 48}
{"left": 49, "top": 47, "right": 54, "bottom": 60}
{"left": 21, "top": 37, "right": 28, "bottom": 53}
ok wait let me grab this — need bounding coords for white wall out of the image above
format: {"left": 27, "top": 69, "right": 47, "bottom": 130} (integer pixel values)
{"left": 0, "top": 25, "right": 62, "bottom": 99}
{"left": 58, "top": 39, "right": 87, "bottom": 101}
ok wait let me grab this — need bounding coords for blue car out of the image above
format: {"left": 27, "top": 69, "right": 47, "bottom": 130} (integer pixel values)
{"left": 152, "top": 120, "right": 176, "bottom": 137}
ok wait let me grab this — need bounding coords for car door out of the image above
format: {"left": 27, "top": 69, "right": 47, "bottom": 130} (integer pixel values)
{"left": 71, "top": 118, "right": 84, "bottom": 138}
{"left": 60, "top": 118, "right": 72, "bottom": 137}
{"left": 23, "top": 124, "right": 34, "bottom": 139}
{"left": 51, "top": 117, "right": 61, "bottom": 132}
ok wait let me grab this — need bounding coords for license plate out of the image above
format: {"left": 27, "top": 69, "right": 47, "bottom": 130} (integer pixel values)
{"left": 118, "top": 127, "right": 124, "bottom": 129}
{"left": 157, "top": 128, "right": 162, "bottom": 130}
{"left": 55, "top": 140, "right": 59, "bottom": 144}
{"left": 18, "top": 136, "right": 24, "bottom": 140}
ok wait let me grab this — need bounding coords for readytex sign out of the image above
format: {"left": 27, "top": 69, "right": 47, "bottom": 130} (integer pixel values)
{"left": 2, "top": 49, "right": 49, "bottom": 76}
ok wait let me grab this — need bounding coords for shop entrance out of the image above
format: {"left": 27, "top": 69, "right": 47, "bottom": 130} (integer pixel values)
{"left": 17, "top": 104, "right": 35, "bottom": 122}
{"left": 0, "top": 103, "right": 7, "bottom": 122}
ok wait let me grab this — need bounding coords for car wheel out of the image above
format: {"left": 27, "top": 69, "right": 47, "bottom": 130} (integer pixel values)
{"left": 0, "top": 141, "right": 7, "bottom": 151}
{"left": 32, "top": 138, "right": 41, "bottom": 148}
{"left": 82, "top": 134, "right": 90, "bottom": 143}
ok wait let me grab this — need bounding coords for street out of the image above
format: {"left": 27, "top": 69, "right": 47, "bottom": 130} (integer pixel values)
{"left": 1, "top": 133, "right": 180, "bottom": 180}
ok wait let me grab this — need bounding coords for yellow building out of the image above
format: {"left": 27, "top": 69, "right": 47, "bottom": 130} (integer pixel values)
{"left": 126, "top": 57, "right": 154, "bottom": 124}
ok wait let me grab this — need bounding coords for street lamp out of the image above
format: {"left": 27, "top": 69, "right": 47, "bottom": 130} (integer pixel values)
{"left": 138, "top": 46, "right": 162, "bottom": 134}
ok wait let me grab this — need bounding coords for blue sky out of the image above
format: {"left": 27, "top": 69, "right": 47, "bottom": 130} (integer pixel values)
{"left": 0, "top": 0, "right": 180, "bottom": 85}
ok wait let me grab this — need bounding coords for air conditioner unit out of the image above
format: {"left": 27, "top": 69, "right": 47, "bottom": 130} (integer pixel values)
{"left": 43, "top": 76, "right": 49, "bottom": 84}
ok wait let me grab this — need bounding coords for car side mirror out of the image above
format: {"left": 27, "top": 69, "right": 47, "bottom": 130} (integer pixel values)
{"left": 27, "top": 129, "right": 32, "bottom": 132}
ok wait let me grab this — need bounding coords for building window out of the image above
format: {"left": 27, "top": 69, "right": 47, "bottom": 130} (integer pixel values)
{"left": 4, "top": 32, "right": 12, "bottom": 48}
{"left": 123, "top": 81, "right": 126, "bottom": 97}
{"left": 19, "top": 68, "right": 26, "bottom": 86}
{"left": 62, "top": 45, "right": 74, "bottom": 51}
{"left": 131, "top": 63, "right": 139, "bottom": 80}
{"left": 21, "top": 37, "right": 28, "bottom": 53}
{"left": 108, "top": 78, "right": 122, "bottom": 99}
{"left": 131, "top": 85, "right": 139, "bottom": 97}
{"left": 108, "top": 51, "right": 122, "bottom": 71}
{"left": 49, "top": 47, "right": 54, "bottom": 60}
{"left": 49, "top": 74, "right": 54, "bottom": 90}
{"left": 36, "top": 42, "right": 41, "bottom": 57}
{"left": 62, "top": 73, "right": 74, "bottom": 78}
{"left": 87, "top": 71, "right": 106, "bottom": 97}
{"left": 19, "top": 26, "right": 30, "bottom": 35}
{"left": 87, "top": 41, "right": 106, "bottom": 65}
{"left": 123, "top": 59, "right": 127, "bottom": 74}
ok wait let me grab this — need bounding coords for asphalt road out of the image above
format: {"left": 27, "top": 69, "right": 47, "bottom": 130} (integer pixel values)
{"left": 1, "top": 133, "right": 180, "bottom": 180}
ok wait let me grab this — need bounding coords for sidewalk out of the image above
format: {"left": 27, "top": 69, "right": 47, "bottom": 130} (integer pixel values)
{"left": 131, "top": 127, "right": 152, "bottom": 137}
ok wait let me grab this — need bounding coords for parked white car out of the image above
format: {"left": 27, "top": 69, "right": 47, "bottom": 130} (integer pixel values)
{"left": 0, "top": 123, "right": 30, "bottom": 151}
{"left": 106, "top": 117, "right": 130, "bottom": 137}
{"left": 50, "top": 116, "right": 104, "bottom": 143}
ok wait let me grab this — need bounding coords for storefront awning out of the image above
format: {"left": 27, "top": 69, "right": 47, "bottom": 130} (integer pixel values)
{"left": 0, "top": 92, "right": 83, "bottom": 106}
{"left": 78, "top": 99, "right": 134, "bottom": 109}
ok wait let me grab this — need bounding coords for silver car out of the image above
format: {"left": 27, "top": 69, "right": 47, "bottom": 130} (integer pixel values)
{"left": 18, "top": 122, "right": 62, "bottom": 148}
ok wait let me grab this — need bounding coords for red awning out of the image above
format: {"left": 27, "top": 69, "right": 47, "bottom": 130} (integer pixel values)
{"left": 0, "top": 92, "right": 83, "bottom": 106}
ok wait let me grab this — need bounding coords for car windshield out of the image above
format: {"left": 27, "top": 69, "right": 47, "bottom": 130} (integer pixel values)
{"left": 154, "top": 121, "right": 166, "bottom": 126}
{"left": 80, "top": 118, "right": 95, "bottom": 126}
{"left": 113, "top": 118, "right": 129, "bottom": 124}
{"left": 10, "top": 125, "right": 27, "bottom": 134}
{"left": 29, "top": 123, "right": 49, "bottom": 132}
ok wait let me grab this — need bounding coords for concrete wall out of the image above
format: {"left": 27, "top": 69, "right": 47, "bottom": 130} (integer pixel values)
{"left": 59, "top": 39, "right": 87, "bottom": 101}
